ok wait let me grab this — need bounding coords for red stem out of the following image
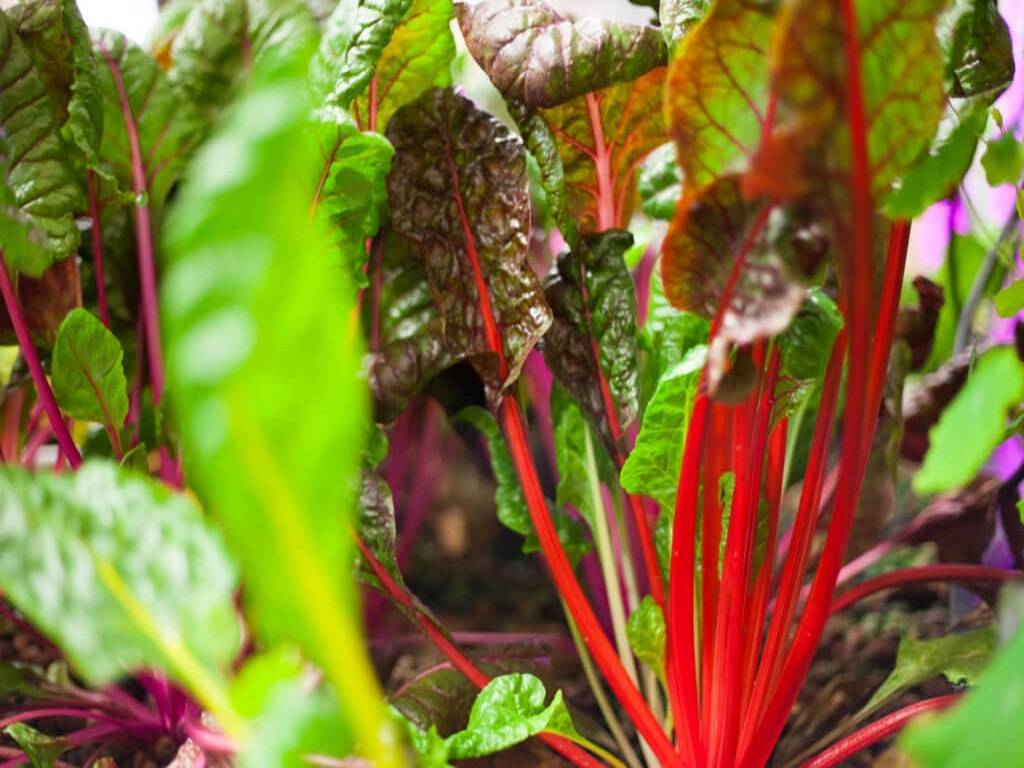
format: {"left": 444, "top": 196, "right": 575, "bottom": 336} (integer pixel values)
{"left": 0, "top": 257, "right": 81, "bottom": 468}
{"left": 85, "top": 171, "right": 110, "bottom": 328}
{"left": 830, "top": 565, "right": 1021, "bottom": 615}
{"left": 353, "top": 533, "right": 607, "bottom": 768}
{"left": 801, "top": 695, "right": 960, "bottom": 768}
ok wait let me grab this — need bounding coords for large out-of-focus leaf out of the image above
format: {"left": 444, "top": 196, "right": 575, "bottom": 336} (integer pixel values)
{"left": 387, "top": 87, "right": 551, "bottom": 406}
{"left": 455, "top": 0, "right": 666, "bottom": 109}
{"left": 620, "top": 344, "right": 706, "bottom": 512}
{"left": 456, "top": 405, "right": 589, "bottom": 565}
{"left": 915, "top": 347, "right": 1024, "bottom": 495}
{"left": 0, "top": 9, "right": 81, "bottom": 275}
{"left": 539, "top": 68, "right": 666, "bottom": 233}
{"left": 664, "top": 0, "right": 773, "bottom": 192}
{"left": 902, "top": 622, "right": 1024, "bottom": 768}
{"left": 349, "top": 0, "right": 455, "bottom": 131}
{"left": 863, "top": 626, "right": 996, "bottom": 717}
{"left": 365, "top": 229, "right": 453, "bottom": 422}
{"left": 163, "top": 56, "right": 380, "bottom": 733}
{"left": 0, "top": 462, "right": 238, "bottom": 694}
{"left": 660, "top": 0, "right": 710, "bottom": 51}
{"left": 168, "top": 0, "right": 317, "bottom": 139}
{"left": 543, "top": 230, "right": 640, "bottom": 451}
{"left": 310, "top": 0, "right": 412, "bottom": 110}
{"left": 2, "top": 0, "right": 103, "bottom": 165}
{"left": 51, "top": 308, "right": 129, "bottom": 428}
{"left": 94, "top": 31, "right": 201, "bottom": 212}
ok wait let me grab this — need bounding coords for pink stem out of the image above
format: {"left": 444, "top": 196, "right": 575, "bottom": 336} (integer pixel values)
{"left": 85, "top": 171, "right": 110, "bottom": 328}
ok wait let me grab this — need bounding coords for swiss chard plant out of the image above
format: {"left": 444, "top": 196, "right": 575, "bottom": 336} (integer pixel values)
{"left": 0, "top": 0, "right": 1022, "bottom": 766}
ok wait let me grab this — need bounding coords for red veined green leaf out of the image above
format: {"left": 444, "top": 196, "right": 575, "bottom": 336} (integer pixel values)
{"left": 455, "top": 0, "right": 666, "bottom": 109}
{"left": 386, "top": 87, "right": 551, "bottom": 406}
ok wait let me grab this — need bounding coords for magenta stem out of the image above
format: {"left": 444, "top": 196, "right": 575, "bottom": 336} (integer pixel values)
{"left": 85, "top": 171, "right": 110, "bottom": 328}
{"left": 0, "top": 257, "right": 81, "bottom": 468}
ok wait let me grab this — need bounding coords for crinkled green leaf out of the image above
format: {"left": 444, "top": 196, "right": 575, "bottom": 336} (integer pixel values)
{"left": 543, "top": 230, "right": 640, "bottom": 451}
{"left": 915, "top": 347, "right": 1024, "bottom": 495}
{"left": 0, "top": 462, "right": 238, "bottom": 688}
{"left": 981, "top": 131, "right": 1024, "bottom": 187}
{"left": 660, "top": 0, "right": 710, "bottom": 51}
{"left": 995, "top": 278, "right": 1024, "bottom": 318}
{"left": 51, "top": 308, "right": 129, "bottom": 428}
{"left": 943, "top": 0, "right": 1015, "bottom": 100}
{"left": 664, "top": 0, "right": 773, "bottom": 192}
{"left": 2, "top": 0, "right": 103, "bottom": 166}
{"left": 365, "top": 229, "right": 454, "bottom": 422}
{"left": 638, "top": 143, "right": 681, "bottom": 220}
{"left": 310, "top": 0, "right": 413, "bottom": 110}
{"left": 777, "top": 288, "right": 842, "bottom": 382}
{"left": 94, "top": 30, "right": 201, "bottom": 212}
{"left": 627, "top": 595, "right": 666, "bottom": 684}
{"left": 350, "top": 0, "right": 454, "bottom": 131}
{"left": 455, "top": 0, "right": 666, "bottom": 109}
{"left": 387, "top": 87, "right": 551, "bottom": 406}
{"left": 4, "top": 723, "right": 66, "bottom": 768}
{"left": 456, "top": 405, "right": 589, "bottom": 565}
{"left": 169, "top": 0, "right": 317, "bottom": 139}
{"left": 620, "top": 344, "right": 706, "bottom": 512}
{"left": 164, "top": 57, "right": 370, "bottom": 685}
{"left": 539, "top": 68, "right": 666, "bottom": 233}
{"left": 0, "top": 9, "right": 82, "bottom": 275}
{"left": 864, "top": 626, "right": 995, "bottom": 716}
{"left": 445, "top": 674, "right": 581, "bottom": 759}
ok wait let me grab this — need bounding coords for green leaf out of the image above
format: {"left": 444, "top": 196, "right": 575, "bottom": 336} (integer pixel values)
{"left": 642, "top": 269, "right": 709, "bottom": 392}
{"left": 864, "top": 626, "right": 996, "bottom": 716}
{"left": 777, "top": 288, "right": 842, "bottom": 383}
{"left": 551, "top": 383, "right": 616, "bottom": 529}
{"left": 902, "top": 624, "right": 1024, "bottom": 768}
{"left": 94, "top": 30, "right": 201, "bottom": 212}
{"left": 456, "top": 406, "right": 589, "bottom": 565}
{"left": 0, "top": 9, "right": 82, "bottom": 275}
{"left": 995, "top": 278, "right": 1024, "bottom": 318}
{"left": 168, "top": 0, "right": 318, "bottom": 140}
{"left": 387, "top": 87, "right": 551, "bottom": 406}
{"left": 4, "top": 723, "right": 66, "bottom": 768}
{"left": 627, "top": 596, "right": 666, "bottom": 684}
{"left": 543, "top": 230, "right": 640, "bottom": 451}
{"left": 455, "top": 0, "right": 666, "bottom": 109}
{"left": 51, "top": 308, "right": 129, "bottom": 428}
{"left": 981, "top": 131, "right": 1024, "bottom": 187}
{"left": 620, "top": 345, "right": 706, "bottom": 512}
{"left": 660, "top": 0, "right": 710, "bottom": 51}
{"left": 0, "top": 462, "right": 239, "bottom": 706}
{"left": 350, "top": 0, "right": 455, "bottom": 131}
{"left": 942, "top": 0, "right": 1015, "bottom": 100}
{"left": 2, "top": 0, "right": 103, "bottom": 166}
{"left": 915, "top": 347, "right": 1024, "bottom": 495}
{"left": 310, "top": 0, "right": 413, "bottom": 110}
{"left": 445, "top": 674, "right": 581, "bottom": 759}
{"left": 357, "top": 469, "right": 401, "bottom": 583}
{"left": 638, "top": 143, "right": 682, "bottom": 221}
{"left": 163, "top": 54, "right": 394, "bottom": 758}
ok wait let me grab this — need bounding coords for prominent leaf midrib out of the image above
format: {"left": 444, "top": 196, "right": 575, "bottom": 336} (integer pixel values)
{"left": 69, "top": 345, "right": 119, "bottom": 431}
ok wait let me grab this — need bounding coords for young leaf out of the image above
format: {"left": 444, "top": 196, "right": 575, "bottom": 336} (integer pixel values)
{"left": 163, "top": 55, "right": 395, "bottom": 761}
{"left": 456, "top": 405, "right": 590, "bottom": 565}
{"left": 995, "top": 278, "right": 1024, "bottom": 318}
{"left": 0, "top": 462, "right": 239, "bottom": 703}
{"left": 445, "top": 674, "right": 582, "bottom": 759}
{"left": 620, "top": 345, "right": 707, "bottom": 512}
{"left": 168, "top": 0, "right": 318, "bottom": 139}
{"left": 2, "top": 0, "right": 103, "bottom": 166}
{"left": 626, "top": 596, "right": 666, "bottom": 684}
{"left": 349, "top": 0, "right": 455, "bottom": 131}
{"left": 863, "top": 626, "right": 996, "bottom": 716}
{"left": 4, "top": 723, "right": 67, "bottom": 768}
{"left": 543, "top": 230, "right": 640, "bottom": 451}
{"left": 357, "top": 469, "right": 401, "bottom": 584}
{"left": 664, "top": 0, "right": 773, "bottom": 191}
{"left": 915, "top": 347, "right": 1024, "bottom": 495}
{"left": 455, "top": 0, "right": 666, "bottom": 109}
{"left": 538, "top": 68, "right": 666, "bottom": 232}
{"left": 981, "top": 131, "right": 1024, "bottom": 187}
{"left": 387, "top": 87, "right": 551, "bottom": 406}
{"left": 0, "top": 9, "right": 82, "bottom": 275}
{"left": 94, "top": 31, "right": 201, "bottom": 212}
{"left": 51, "top": 308, "right": 129, "bottom": 428}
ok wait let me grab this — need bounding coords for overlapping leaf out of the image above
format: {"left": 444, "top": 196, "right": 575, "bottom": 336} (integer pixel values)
{"left": 0, "top": 9, "right": 82, "bottom": 275}
{"left": 387, "top": 87, "right": 550, "bottom": 405}
{"left": 543, "top": 230, "right": 640, "bottom": 450}
{"left": 51, "top": 308, "right": 129, "bottom": 428}
{"left": 455, "top": 0, "right": 666, "bottom": 109}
